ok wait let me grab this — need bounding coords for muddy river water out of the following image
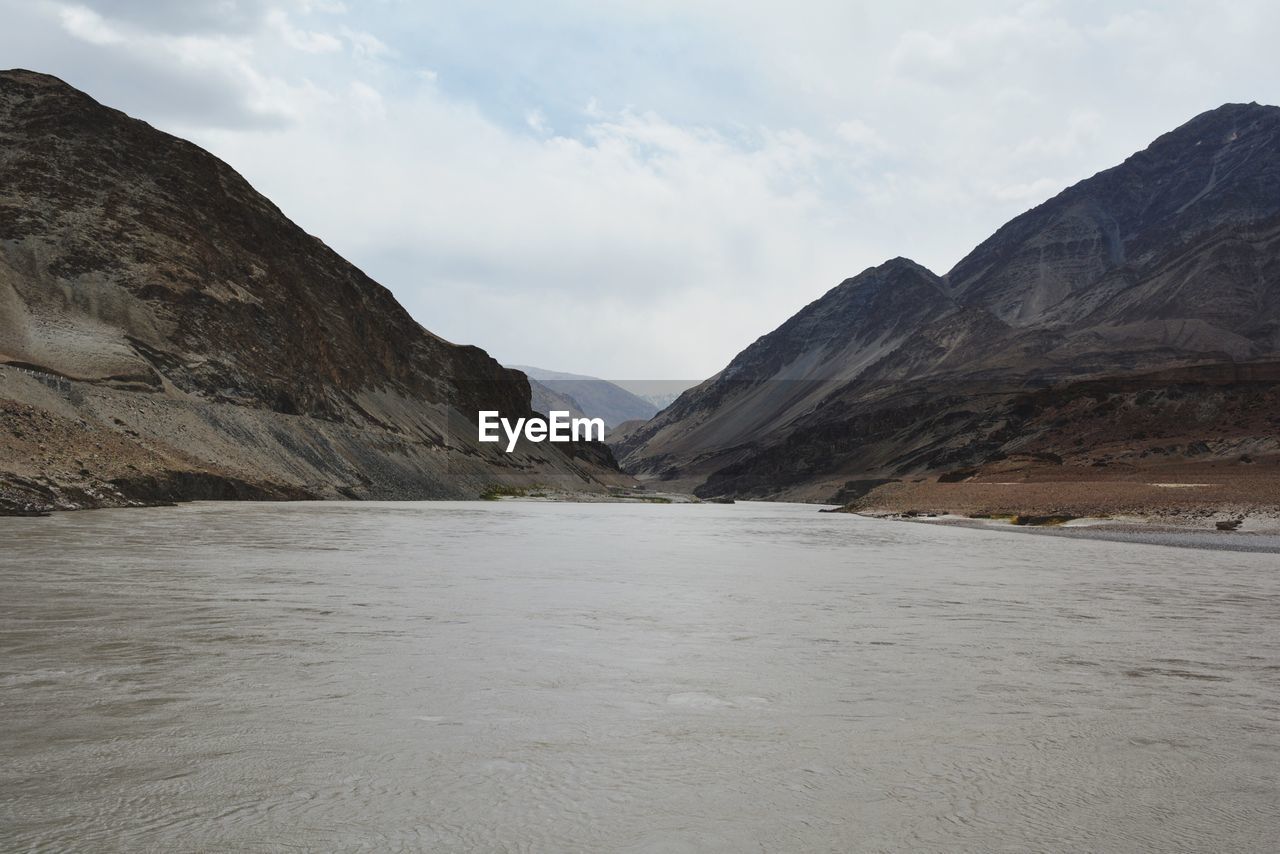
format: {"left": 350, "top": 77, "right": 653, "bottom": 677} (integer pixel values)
{"left": 2, "top": 501, "right": 1277, "bottom": 851}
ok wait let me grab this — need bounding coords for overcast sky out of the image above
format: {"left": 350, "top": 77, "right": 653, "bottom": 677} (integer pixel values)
{"left": 3, "top": 1, "right": 1278, "bottom": 379}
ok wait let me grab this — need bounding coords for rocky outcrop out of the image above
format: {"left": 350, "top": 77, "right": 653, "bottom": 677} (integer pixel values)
{"left": 620, "top": 103, "right": 1280, "bottom": 500}
{"left": 0, "top": 70, "right": 628, "bottom": 513}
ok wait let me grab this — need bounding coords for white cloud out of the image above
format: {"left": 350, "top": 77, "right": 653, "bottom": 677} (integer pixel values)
{"left": 189, "top": 91, "right": 866, "bottom": 376}
{"left": 340, "top": 26, "right": 391, "bottom": 60}
{"left": 267, "top": 10, "right": 342, "bottom": 53}
{"left": 3, "top": 0, "right": 1280, "bottom": 377}
{"left": 835, "top": 119, "right": 888, "bottom": 152}
{"left": 57, "top": 5, "right": 124, "bottom": 44}
{"left": 525, "top": 107, "right": 550, "bottom": 135}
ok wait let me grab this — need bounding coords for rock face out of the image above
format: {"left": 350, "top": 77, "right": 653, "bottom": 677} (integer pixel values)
{"left": 620, "top": 102, "right": 1280, "bottom": 500}
{"left": 0, "top": 69, "right": 626, "bottom": 514}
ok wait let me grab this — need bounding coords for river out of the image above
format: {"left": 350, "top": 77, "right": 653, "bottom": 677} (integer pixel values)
{"left": 2, "top": 501, "right": 1277, "bottom": 851}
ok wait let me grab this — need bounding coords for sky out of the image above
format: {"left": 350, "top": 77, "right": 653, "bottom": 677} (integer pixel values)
{"left": 2, "top": 1, "right": 1279, "bottom": 380}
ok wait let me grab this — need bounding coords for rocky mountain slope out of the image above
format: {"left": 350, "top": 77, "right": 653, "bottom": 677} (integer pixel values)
{"left": 619, "top": 102, "right": 1280, "bottom": 504}
{"left": 512, "top": 365, "right": 657, "bottom": 428}
{"left": 0, "top": 70, "right": 627, "bottom": 514}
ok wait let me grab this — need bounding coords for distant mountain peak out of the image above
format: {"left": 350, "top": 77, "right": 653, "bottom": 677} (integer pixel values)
{"left": 2, "top": 68, "right": 69, "bottom": 87}
{"left": 511, "top": 366, "right": 657, "bottom": 428}
{"left": 1181, "top": 100, "right": 1276, "bottom": 124}
{"left": 876, "top": 256, "right": 936, "bottom": 274}
{"left": 1140, "top": 100, "right": 1280, "bottom": 159}
{"left": 948, "top": 99, "right": 1280, "bottom": 326}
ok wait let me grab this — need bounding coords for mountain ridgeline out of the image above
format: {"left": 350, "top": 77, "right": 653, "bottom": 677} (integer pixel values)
{"left": 619, "top": 102, "right": 1280, "bottom": 501}
{"left": 0, "top": 70, "right": 626, "bottom": 514}
{"left": 514, "top": 366, "right": 659, "bottom": 428}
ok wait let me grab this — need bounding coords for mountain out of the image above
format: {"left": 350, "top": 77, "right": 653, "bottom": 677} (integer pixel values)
{"left": 619, "top": 102, "right": 1280, "bottom": 503}
{"left": 527, "top": 378, "right": 589, "bottom": 422}
{"left": 510, "top": 366, "right": 658, "bottom": 428}
{"left": 0, "top": 70, "right": 627, "bottom": 514}
{"left": 609, "top": 379, "right": 700, "bottom": 411}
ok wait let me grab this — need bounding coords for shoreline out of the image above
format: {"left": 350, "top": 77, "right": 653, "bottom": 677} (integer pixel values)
{"left": 834, "top": 466, "right": 1280, "bottom": 552}
{"left": 853, "top": 510, "right": 1280, "bottom": 553}
{"left": 8, "top": 488, "right": 1280, "bottom": 554}
{"left": 0, "top": 486, "right": 712, "bottom": 517}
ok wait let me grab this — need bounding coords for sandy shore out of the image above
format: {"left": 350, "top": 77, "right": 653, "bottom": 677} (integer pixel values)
{"left": 819, "top": 455, "right": 1280, "bottom": 551}
{"left": 846, "top": 454, "right": 1275, "bottom": 521}
{"left": 850, "top": 510, "right": 1280, "bottom": 553}
{"left": 875, "top": 514, "right": 1280, "bottom": 555}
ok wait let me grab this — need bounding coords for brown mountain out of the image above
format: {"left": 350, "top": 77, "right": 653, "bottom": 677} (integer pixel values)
{"left": 619, "top": 103, "right": 1280, "bottom": 504}
{"left": 0, "top": 70, "right": 626, "bottom": 514}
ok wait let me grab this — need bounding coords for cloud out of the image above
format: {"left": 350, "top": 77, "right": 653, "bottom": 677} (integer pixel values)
{"left": 340, "top": 26, "right": 392, "bottom": 60}
{"left": 57, "top": 5, "right": 124, "bottom": 44}
{"left": 2, "top": 0, "right": 1280, "bottom": 377}
{"left": 66, "top": 0, "right": 275, "bottom": 35}
{"left": 0, "top": 1, "right": 322, "bottom": 128}
{"left": 835, "top": 119, "right": 889, "bottom": 152}
{"left": 267, "top": 10, "right": 342, "bottom": 53}
{"left": 191, "top": 90, "right": 869, "bottom": 377}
